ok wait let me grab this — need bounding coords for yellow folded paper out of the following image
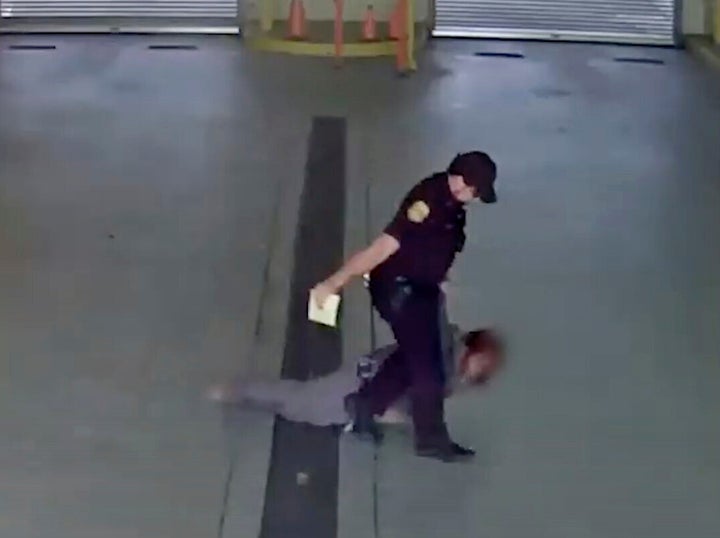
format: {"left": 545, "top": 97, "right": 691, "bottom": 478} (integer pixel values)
{"left": 308, "top": 290, "right": 341, "bottom": 327}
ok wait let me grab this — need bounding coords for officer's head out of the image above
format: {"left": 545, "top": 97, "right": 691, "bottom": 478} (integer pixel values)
{"left": 447, "top": 152, "right": 497, "bottom": 204}
{"left": 459, "top": 329, "right": 505, "bottom": 385}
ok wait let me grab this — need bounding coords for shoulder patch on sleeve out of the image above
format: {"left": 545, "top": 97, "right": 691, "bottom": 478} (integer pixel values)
{"left": 406, "top": 200, "right": 430, "bottom": 223}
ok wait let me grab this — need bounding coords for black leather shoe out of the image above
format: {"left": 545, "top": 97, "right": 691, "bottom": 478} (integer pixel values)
{"left": 415, "top": 442, "right": 475, "bottom": 462}
{"left": 344, "top": 393, "right": 383, "bottom": 444}
{"left": 450, "top": 442, "right": 475, "bottom": 457}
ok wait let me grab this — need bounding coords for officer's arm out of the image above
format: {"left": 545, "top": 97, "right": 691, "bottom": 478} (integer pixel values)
{"left": 324, "top": 234, "right": 399, "bottom": 290}
{"left": 320, "top": 185, "right": 429, "bottom": 292}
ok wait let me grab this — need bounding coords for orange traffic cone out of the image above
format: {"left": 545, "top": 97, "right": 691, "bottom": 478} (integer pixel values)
{"left": 389, "top": 1, "right": 402, "bottom": 40}
{"left": 362, "top": 5, "right": 378, "bottom": 41}
{"left": 288, "top": 0, "right": 306, "bottom": 40}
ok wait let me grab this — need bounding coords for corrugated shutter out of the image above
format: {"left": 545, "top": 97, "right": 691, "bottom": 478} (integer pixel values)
{"left": 433, "top": 0, "right": 676, "bottom": 45}
{"left": 0, "top": 0, "right": 237, "bottom": 27}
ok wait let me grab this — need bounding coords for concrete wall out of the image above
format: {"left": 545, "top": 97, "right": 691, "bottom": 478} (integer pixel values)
{"left": 682, "top": 0, "right": 714, "bottom": 34}
{"left": 244, "top": 0, "right": 429, "bottom": 24}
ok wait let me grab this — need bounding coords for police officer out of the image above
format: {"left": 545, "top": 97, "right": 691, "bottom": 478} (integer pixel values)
{"left": 312, "top": 151, "right": 497, "bottom": 462}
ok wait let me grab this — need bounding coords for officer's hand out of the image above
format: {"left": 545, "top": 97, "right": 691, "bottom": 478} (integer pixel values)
{"left": 311, "top": 280, "right": 338, "bottom": 308}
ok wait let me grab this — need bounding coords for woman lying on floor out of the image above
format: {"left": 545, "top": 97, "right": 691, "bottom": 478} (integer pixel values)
{"left": 206, "top": 323, "right": 504, "bottom": 428}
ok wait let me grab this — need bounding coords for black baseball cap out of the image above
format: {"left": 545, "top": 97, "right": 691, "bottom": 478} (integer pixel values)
{"left": 448, "top": 151, "right": 497, "bottom": 203}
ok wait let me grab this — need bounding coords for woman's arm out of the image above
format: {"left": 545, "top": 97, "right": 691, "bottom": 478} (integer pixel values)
{"left": 366, "top": 342, "right": 398, "bottom": 364}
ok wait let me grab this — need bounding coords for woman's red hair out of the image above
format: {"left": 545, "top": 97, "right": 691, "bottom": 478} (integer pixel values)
{"left": 460, "top": 329, "right": 505, "bottom": 384}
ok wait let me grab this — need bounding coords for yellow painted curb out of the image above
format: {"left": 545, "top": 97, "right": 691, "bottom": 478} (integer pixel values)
{"left": 247, "top": 37, "right": 399, "bottom": 57}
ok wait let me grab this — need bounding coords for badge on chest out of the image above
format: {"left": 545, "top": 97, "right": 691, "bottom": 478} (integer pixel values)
{"left": 406, "top": 200, "right": 430, "bottom": 223}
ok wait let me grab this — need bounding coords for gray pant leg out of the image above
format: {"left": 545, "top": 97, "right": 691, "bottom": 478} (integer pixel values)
{"left": 228, "top": 376, "right": 304, "bottom": 413}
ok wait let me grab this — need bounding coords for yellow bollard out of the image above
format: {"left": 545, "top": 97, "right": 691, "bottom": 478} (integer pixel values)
{"left": 334, "top": 0, "right": 344, "bottom": 66}
{"left": 406, "top": 0, "right": 416, "bottom": 70}
{"left": 395, "top": 0, "right": 416, "bottom": 73}
{"left": 260, "top": 0, "right": 274, "bottom": 32}
{"left": 714, "top": 0, "right": 720, "bottom": 44}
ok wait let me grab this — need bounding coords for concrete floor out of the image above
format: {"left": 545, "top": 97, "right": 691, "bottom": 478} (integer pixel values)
{"left": 1, "top": 35, "right": 719, "bottom": 538}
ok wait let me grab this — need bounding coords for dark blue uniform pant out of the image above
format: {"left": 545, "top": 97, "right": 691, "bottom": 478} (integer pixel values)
{"left": 358, "top": 278, "right": 451, "bottom": 447}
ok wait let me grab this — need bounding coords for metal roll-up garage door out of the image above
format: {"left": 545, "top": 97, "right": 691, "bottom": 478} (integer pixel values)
{"left": 0, "top": 0, "right": 238, "bottom": 32}
{"left": 433, "top": 0, "right": 677, "bottom": 45}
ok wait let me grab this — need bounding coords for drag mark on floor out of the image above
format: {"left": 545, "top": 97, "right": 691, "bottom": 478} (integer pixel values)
{"left": 259, "top": 116, "right": 347, "bottom": 538}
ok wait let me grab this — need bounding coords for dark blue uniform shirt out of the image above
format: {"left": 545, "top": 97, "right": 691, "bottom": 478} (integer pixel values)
{"left": 371, "top": 173, "right": 467, "bottom": 285}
